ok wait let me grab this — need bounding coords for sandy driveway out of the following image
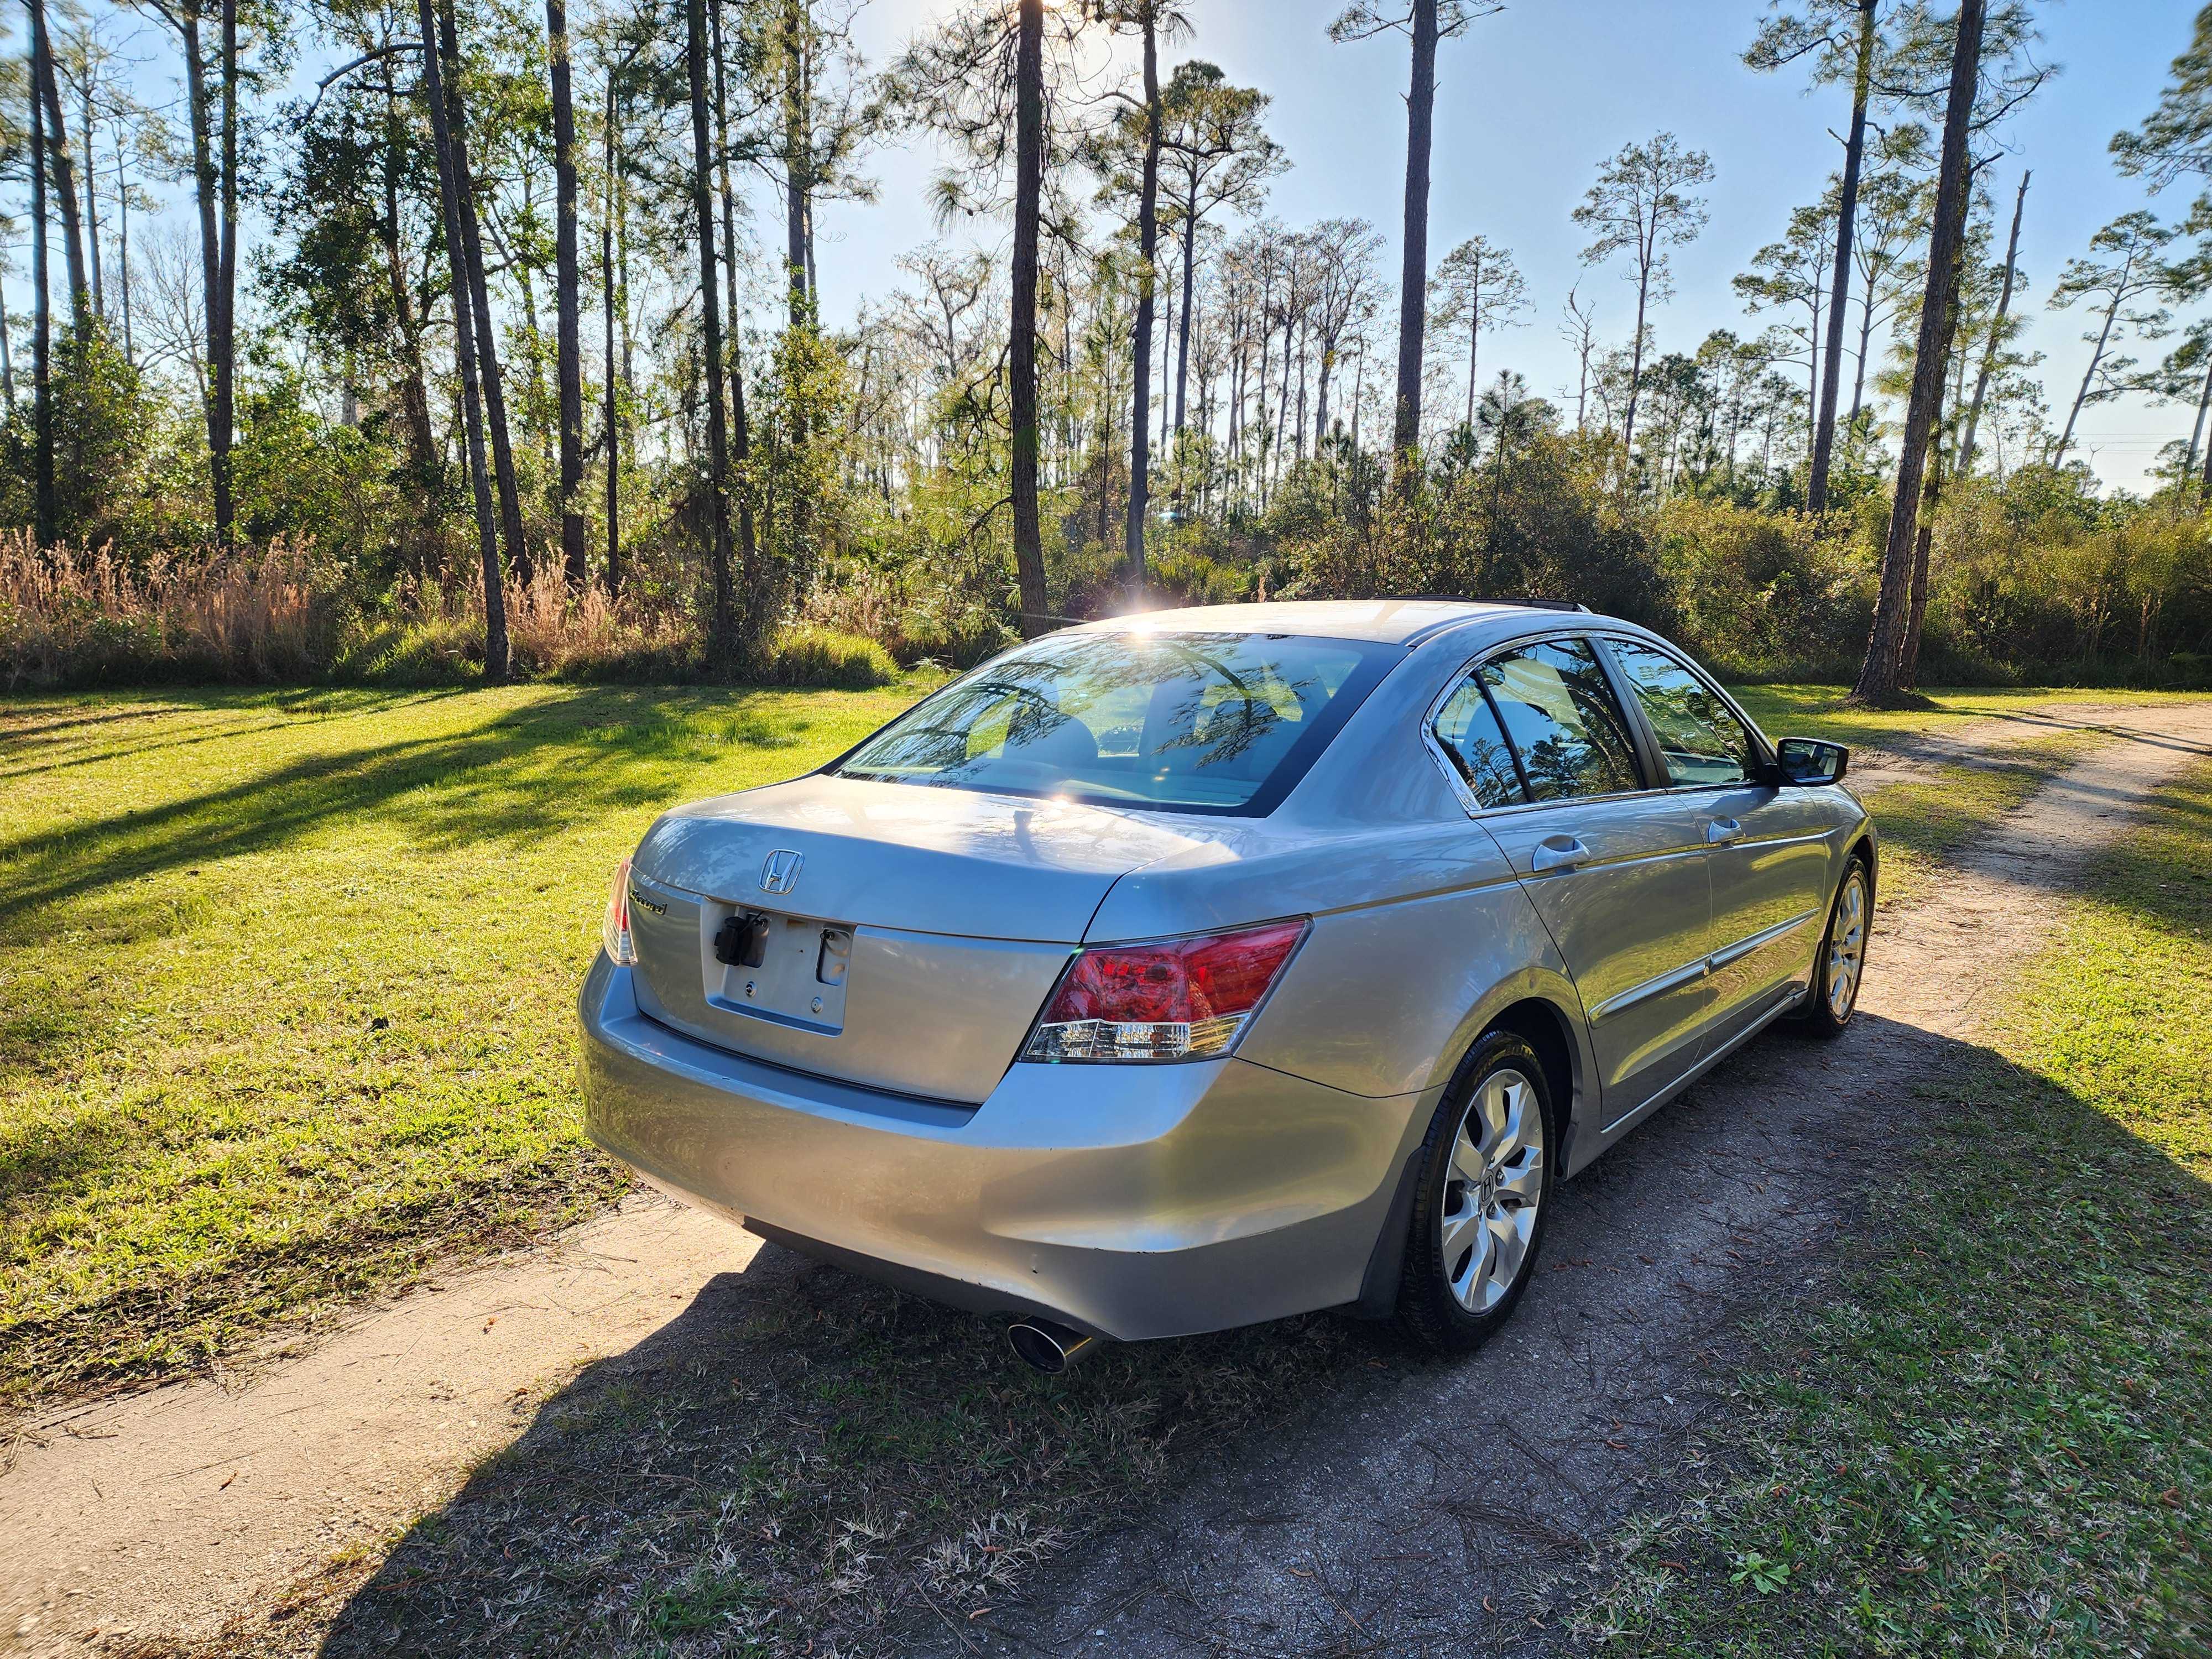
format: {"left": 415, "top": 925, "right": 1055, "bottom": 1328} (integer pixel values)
{"left": 892, "top": 698, "right": 2212, "bottom": 1657}
{"left": 5, "top": 701, "right": 2210, "bottom": 1656}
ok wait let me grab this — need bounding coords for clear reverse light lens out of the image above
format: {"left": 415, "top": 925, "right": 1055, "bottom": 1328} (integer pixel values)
{"left": 1023, "top": 918, "right": 1309, "bottom": 1063}
{"left": 602, "top": 857, "right": 639, "bottom": 966}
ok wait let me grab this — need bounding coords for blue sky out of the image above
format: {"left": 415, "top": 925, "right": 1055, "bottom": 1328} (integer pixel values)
{"left": 823, "top": 0, "right": 2202, "bottom": 491}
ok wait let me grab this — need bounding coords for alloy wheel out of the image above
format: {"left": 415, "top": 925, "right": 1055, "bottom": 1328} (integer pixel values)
{"left": 1827, "top": 869, "right": 1869, "bottom": 1020}
{"left": 1439, "top": 1067, "right": 1546, "bottom": 1313}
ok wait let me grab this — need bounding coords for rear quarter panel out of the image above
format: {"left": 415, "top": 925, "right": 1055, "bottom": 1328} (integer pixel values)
{"left": 1083, "top": 628, "right": 1605, "bottom": 1147}
{"left": 1094, "top": 821, "right": 1584, "bottom": 1107}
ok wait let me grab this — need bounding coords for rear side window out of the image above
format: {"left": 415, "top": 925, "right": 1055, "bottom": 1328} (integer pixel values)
{"left": 1478, "top": 638, "right": 1644, "bottom": 801}
{"left": 1608, "top": 640, "right": 1756, "bottom": 787}
{"left": 1431, "top": 677, "right": 1527, "bottom": 807}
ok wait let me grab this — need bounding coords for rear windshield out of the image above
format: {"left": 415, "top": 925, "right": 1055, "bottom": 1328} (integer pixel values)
{"left": 830, "top": 630, "right": 1400, "bottom": 816}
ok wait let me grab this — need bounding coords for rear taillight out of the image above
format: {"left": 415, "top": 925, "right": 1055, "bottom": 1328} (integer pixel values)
{"left": 1022, "top": 918, "right": 1309, "bottom": 1063}
{"left": 602, "top": 857, "right": 639, "bottom": 966}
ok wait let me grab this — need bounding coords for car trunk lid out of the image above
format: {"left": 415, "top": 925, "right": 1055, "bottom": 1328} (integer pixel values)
{"left": 623, "top": 775, "right": 1201, "bottom": 1103}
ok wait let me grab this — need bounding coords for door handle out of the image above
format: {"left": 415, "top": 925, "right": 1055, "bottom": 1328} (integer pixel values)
{"left": 1530, "top": 836, "right": 1589, "bottom": 874}
{"left": 1705, "top": 817, "right": 1743, "bottom": 844}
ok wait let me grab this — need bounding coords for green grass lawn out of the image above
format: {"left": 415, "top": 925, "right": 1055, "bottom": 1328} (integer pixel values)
{"left": 1572, "top": 761, "right": 2212, "bottom": 1656}
{"left": 0, "top": 680, "right": 2155, "bottom": 1411}
{"left": 1731, "top": 684, "right": 2200, "bottom": 902}
{"left": 1726, "top": 682, "right": 2198, "bottom": 753}
{"left": 0, "top": 682, "right": 931, "bottom": 1405}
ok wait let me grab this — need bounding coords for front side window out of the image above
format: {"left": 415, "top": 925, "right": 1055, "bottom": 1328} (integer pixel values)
{"left": 1431, "top": 676, "right": 1527, "bottom": 808}
{"left": 1478, "top": 638, "right": 1643, "bottom": 801}
{"left": 1609, "top": 640, "right": 1755, "bottom": 787}
{"left": 831, "top": 630, "right": 1397, "bottom": 815}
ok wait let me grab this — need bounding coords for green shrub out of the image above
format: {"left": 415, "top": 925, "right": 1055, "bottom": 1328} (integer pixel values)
{"left": 1150, "top": 546, "right": 1251, "bottom": 607}
{"left": 760, "top": 624, "right": 899, "bottom": 689}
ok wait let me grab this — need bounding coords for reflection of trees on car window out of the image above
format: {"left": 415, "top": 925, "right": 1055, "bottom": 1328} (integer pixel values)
{"left": 1609, "top": 641, "right": 1750, "bottom": 786}
{"left": 1432, "top": 681, "right": 1525, "bottom": 807}
{"left": 1479, "top": 640, "right": 1639, "bottom": 801}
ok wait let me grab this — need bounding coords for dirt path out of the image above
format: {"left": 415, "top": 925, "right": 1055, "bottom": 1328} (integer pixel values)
{"left": 895, "top": 700, "right": 2212, "bottom": 1658}
{"left": 1839, "top": 698, "right": 2189, "bottom": 790}
{"left": 1, "top": 1201, "right": 751, "bottom": 1652}
{"left": 5, "top": 702, "right": 2210, "bottom": 1657}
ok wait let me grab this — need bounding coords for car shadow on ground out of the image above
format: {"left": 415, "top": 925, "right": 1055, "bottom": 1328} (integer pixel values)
{"left": 296, "top": 1003, "right": 2205, "bottom": 1659}
{"left": 315, "top": 1224, "right": 1389, "bottom": 1657}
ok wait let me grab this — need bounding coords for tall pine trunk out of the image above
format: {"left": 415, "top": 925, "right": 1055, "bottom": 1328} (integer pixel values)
{"left": 781, "top": 0, "right": 809, "bottom": 326}
{"left": 1623, "top": 243, "right": 1652, "bottom": 462}
{"left": 415, "top": 0, "right": 506, "bottom": 679}
{"left": 1807, "top": 0, "right": 1875, "bottom": 514}
{"left": 440, "top": 0, "right": 530, "bottom": 588}
{"left": 1123, "top": 4, "right": 1161, "bottom": 603}
{"left": 1901, "top": 183, "right": 1971, "bottom": 690}
{"left": 547, "top": 0, "right": 586, "bottom": 587}
{"left": 684, "top": 0, "right": 737, "bottom": 664}
{"left": 28, "top": 6, "right": 53, "bottom": 547}
{"left": 216, "top": 0, "right": 237, "bottom": 546}
{"left": 31, "top": 4, "right": 87, "bottom": 337}
{"left": 1010, "top": 0, "right": 1049, "bottom": 635}
{"left": 1464, "top": 273, "right": 1480, "bottom": 430}
{"left": 1958, "top": 169, "right": 2028, "bottom": 479}
{"left": 1391, "top": 0, "right": 1438, "bottom": 473}
{"left": 2184, "top": 351, "right": 2212, "bottom": 502}
{"left": 379, "top": 63, "right": 441, "bottom": 531}
{"left": 709, "top": 0, "right": 761, "bottom": 630}
{"left": 116, "top": 120, "right": 133, "bottom": 361}
{"left": 2053, "top": 243, "right": 2135, "bottom": 469}
{"left": 1854, "top": 0, "right": 1982, "bottom": 706}
{"left": 602, "top": 61, "right": 622, "bottom": 593}
{"left": 181, "top": 14, "right": 218, "bottom": 427}
{"left": 1316, "top": 329, "right": 1334, "bottom": 448}
{"left": 81, "top": 80, "right": 101, "bottom": 319}
{"left": 1174, "top": 173, "right": 1197, "bottom": 433}
{"left": 2201, "top": 383, "right": 2212, "bottom": 500}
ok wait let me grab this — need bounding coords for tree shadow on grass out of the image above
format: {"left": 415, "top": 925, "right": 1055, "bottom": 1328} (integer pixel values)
{"left": 0, "top": 686, "right": 842, "bottom": 932}
{"left": 0, "top": 689, "right": 482, "bottom": 784}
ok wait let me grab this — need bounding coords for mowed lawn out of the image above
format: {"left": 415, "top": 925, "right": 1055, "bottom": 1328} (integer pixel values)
{"left": 0, "top": 683, "right": 927, "bottom": 1404}
{"left": 1577, "top": 759, "right": 2212, "bottom": 1657}
{"left": 0, "top": 678, "right": 2182, "bottom": 1408}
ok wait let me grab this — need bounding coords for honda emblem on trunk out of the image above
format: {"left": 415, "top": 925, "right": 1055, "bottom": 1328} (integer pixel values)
{"left": 759, "top": 849, "right": 804, "bottom": 896}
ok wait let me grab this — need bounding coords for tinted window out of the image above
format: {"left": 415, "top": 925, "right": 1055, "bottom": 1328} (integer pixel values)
{"left": 832, "top": 630, "right": 1397, "bottom": 815}
{"left": 1432, "top": 676, "right": 1526, "bottom": 808}
{"left": 1479, "top": 638, "right": 1643, "bottom": 801}
{"left": 1609, "top": 640, "right": 1755, "bottom": 787}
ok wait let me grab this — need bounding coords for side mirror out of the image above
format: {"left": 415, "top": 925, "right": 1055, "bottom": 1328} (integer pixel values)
{"left": 1773, "top": 737, "right": 1849, "bottom": 786}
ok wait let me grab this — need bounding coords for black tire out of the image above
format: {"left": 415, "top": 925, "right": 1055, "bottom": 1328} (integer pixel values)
{"left": 1395, "top": 1029, "right": 1558, "bottom": 1354}
{"left": 1792, "top": 855, "right": 1871, "bottom": 1040}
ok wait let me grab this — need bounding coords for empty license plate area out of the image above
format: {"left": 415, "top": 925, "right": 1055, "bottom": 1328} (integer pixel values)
{"left": 703, "top": 901, "right": 853, "bottom": 1036}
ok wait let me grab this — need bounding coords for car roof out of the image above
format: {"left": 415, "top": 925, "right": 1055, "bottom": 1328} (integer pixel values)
{"left": 1061, "top": 598, "right": 1606, "bottom": 647}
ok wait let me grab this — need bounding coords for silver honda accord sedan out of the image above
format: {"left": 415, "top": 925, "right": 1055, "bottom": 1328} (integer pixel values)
{"left": 578, "top": 600, "right": 1873, "bottom": 1369}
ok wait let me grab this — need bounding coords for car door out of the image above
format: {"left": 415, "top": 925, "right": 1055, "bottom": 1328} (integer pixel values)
{"left": 1604, "top": 638, "right": 1836, "bottom": 1050}
{"left": 1435, "top": 637, "right": 1714, "bottom": 1125}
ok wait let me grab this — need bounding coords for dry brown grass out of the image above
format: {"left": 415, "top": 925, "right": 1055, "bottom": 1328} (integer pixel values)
{"left": 0, "top": 536, "right": 896, "bottom": 690}
{"left": 0, "top": 532, "right": 346, "bottom": 687}
{"left": 347, "top": 559, "right": 700, "bottom": 682}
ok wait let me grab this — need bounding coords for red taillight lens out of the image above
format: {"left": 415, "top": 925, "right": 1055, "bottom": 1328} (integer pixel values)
{"left": 602, "top": 857, "right": 639, "bottom": 966}
{"left": 1024, "top": 918, "right": 1309, "bottom": 1063}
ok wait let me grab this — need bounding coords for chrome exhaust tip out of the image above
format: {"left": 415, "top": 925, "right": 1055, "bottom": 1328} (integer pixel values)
{"left": 1007, "top": 1318, "right": 1099, "bottom": 1374}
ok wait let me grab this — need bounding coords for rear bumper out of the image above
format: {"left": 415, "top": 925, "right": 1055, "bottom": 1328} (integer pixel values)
{"left": 577, "top": 954, "right": 1428, "bottom": 1340}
